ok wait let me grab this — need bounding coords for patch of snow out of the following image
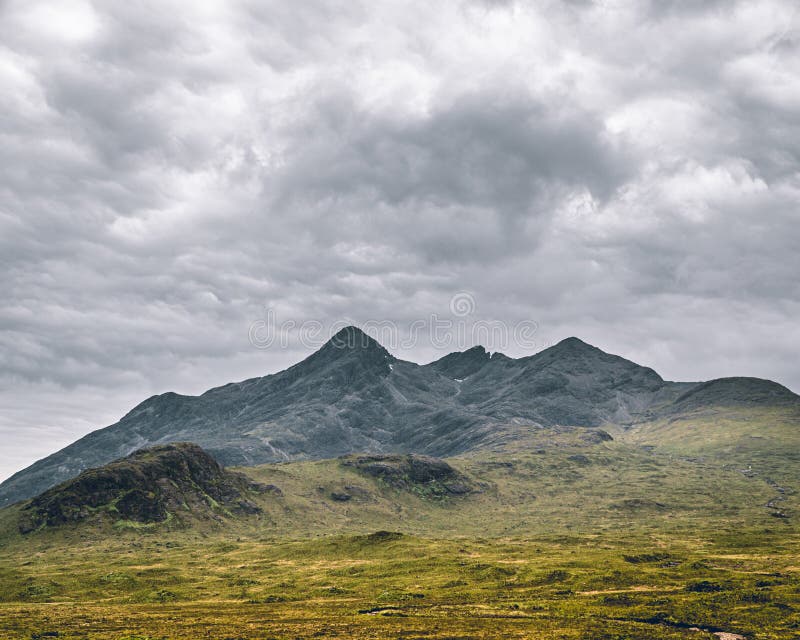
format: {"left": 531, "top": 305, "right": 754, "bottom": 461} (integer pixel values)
{"left": 454, "top": 378, "right": 464, "bottom": 382}
{"left": 389, "top": 364, "right": 394, "bottom": 371}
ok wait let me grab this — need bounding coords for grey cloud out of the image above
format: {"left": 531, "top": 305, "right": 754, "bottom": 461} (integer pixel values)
{"left": 643, "top": 0, "right": 745, "bottom": 19}
{"left": 0, "top": 0, "right": 798, "bottom": 482}
{"left": 274, "top": 91, "right": 628, "bottom": 208}
{"left": 250, "top": 87, "right": 631, "bottom": 267}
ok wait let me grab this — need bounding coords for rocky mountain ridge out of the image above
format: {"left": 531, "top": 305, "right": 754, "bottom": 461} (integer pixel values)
{"left": 1, "top": 326, "right": 797, "bottom": 506}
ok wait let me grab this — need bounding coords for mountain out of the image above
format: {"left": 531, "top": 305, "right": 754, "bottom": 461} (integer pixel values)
{"left": 17, "top": 443, "right": 274, "bottom": 534}
{"left": 1, "top": 326, "right": 798, "bottom": 506}
{"left": 444, "top": 336, "right": 672, "bottom": 426}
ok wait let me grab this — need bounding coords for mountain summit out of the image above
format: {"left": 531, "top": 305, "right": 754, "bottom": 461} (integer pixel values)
{"left": 295, "top": 326, "right": 395, "bottom": 377}
{"left": 1, "top": 331, "right": 797, "bottom": 506}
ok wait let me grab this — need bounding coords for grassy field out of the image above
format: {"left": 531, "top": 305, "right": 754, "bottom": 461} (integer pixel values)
{"left": 1, "top": 422, "right": 798, "bottom": 639}
{"left": 1, "top": 528, "right": 799, "bottom": 639}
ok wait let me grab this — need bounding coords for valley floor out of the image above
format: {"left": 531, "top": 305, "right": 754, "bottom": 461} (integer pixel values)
{"left": 1, "top": 528, "right": 798, "bottom": 640}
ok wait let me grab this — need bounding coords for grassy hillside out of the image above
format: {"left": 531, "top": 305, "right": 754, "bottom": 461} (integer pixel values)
{"left": 230, "top": 425, "right": 794, "bottom": 538}
{"left": 1, "top": 418, "right": 798, "bottom": 639}
{"left": 625, "top": 406, "right": 800, "bottom": 494}
{"left": 3, "top": 424, "right": 791, "bottom": 541}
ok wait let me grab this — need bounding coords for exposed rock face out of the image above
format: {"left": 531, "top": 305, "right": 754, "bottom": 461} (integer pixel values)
{"left": 340, "top": 453, "right": 475, "bottom": 496}
{"left": 2, "top": 327, "right": 798, "bottom": 506}
{"left": 454, "top": 337, "right": 668, "bottom": 427}
{"left": 18, "top": 443, "right": 273, "bottom": 533}
{"left": 428, "top": 345, "right": 492, "bottom": 379}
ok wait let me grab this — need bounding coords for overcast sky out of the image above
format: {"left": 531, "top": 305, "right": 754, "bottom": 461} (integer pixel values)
{"left": 1, "top": 0, "right": 799, "bottom": 482}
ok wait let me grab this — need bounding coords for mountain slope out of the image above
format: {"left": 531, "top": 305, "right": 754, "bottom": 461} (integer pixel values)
{"left": 1, "top": 327, "right": 798, "bottom": 506}
{"left": 5, "top": 425, "right": 796, "bottom": 542}
{"left": 446, "top": 337, "right": 673, "bottom": 427}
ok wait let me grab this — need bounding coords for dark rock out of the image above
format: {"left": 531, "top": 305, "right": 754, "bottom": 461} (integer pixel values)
{"left": 407, "top": 456, "right": 456, "bottom": 482}
{"left": 622, "top": 553, "right": 671, "bottom": 564}
{"left": 427, "top": 345, "right": 491, "bottom": 379}
{"left": 686, "top": 581, "right": 725, "bottom": 593}
{"left": 235, "top": 499, "right": 262, "bottom": 514}
{"left": 480, "top": 461, "right": 514, "bottom": 469}
{"left": 247, "top": 481, "right": 282, "bottom": 496}
{"left": 441, "top": 482, "right": 473, "bottom": 495}
{"left": 359, "top": 530, "right": 403, "bottom": 543}
{"left": 340, "top": 453, "right": 475, "bottom": 498}
{"left": 613, "top": 498, "right": 668, "bottom": 511}
{"left": 116, "top": 489, "right": 167, "bottom": 522}
{"left": 585, "top": 429, "right": 613, "bottom": 443}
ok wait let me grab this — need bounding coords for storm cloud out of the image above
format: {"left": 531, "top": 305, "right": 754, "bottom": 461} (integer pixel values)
{"left": 1, "top": 0, "right": 799, "bottom": 480}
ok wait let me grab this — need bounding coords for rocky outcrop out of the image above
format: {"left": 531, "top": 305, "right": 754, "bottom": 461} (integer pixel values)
{"left": 18, "top": 443, "right": 275, "bottom": 533}
{"left": 339, "top": 453, "right": 476, "bottom": 497}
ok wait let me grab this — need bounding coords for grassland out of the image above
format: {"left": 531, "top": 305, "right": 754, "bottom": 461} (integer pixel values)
{"left": 1, "top": 528, "right": 799, "bottom": 639}
{"left": 0, "top": 422, "right": 798, "bottom": 639}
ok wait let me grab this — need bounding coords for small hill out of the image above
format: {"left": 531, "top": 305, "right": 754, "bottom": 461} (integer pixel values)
{"left": 661, "top": 377, "right": 799, "bottom": 416}
{"left": 17, "top": 443, "right": 274, "bottom": 534}
{"left": 339, "top": 453, "right": 476, "bottom": 497}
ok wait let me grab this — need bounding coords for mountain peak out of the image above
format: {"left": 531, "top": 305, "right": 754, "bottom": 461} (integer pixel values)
{"left": 517, "top": 337, "right": 604, "bottom": 365}
{"left": 290, "top": 325, "right": 394, "bottom": 377}
{"left": 552, "top": 336, "right": 597, "bottom": 351}
{"left": 328, "top": 325, "right": 385, "bottom": 351}
{"left": 426, "top": 345, "right": 491, "bottom": 379}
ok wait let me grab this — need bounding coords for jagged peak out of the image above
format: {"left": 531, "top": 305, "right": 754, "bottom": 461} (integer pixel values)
{"left": 522, "top": 336, "right": 664, "bottom": 385}
{"left": 428, "top": 344, "right": 488, "bottom": 362}
{"left": 519, "top": 337, "right": 604, "bottom": 364}
{"left": 535, "top": 336, "right": 637, "bottom": 361}
{"left": 327, "top": 325, "right": 386, "bottom": 351}
{"left": 426, "top": 344, "right": 492, "bottom": 379}
{"left": 463, "top": 345, "right": 489, "bottom": 355}
{"left": 551, "top": 336, "right": 599, "bottom": 351}
{"left": 318, "top": 326, "right": 393, "bottom": 361}
{"left": 287, "top": 325, "right": 394, "bottom": 376}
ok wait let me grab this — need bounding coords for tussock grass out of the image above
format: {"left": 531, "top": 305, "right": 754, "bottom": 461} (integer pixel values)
{"left": 1, "top": 422, "right": 798, "bottom": 638}
{"left": 1, "top": 530, "right": 798, "bottom": 638}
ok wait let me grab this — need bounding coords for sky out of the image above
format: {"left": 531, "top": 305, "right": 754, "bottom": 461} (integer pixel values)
{"left": 1, "top": 0, "right": 799, "bottom": 483}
